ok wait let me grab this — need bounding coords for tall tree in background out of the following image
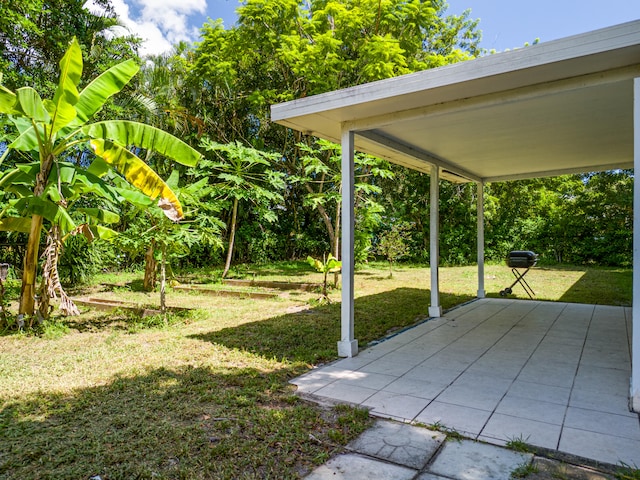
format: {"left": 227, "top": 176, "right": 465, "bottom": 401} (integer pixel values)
{"left": 189, "top": 0, "right": 481, "bottom": 262}
{"left": 196, "top": 140, "right": 285, "bottom": 278}
{"left": 295, "top": 139, "right": 392, "bottom": 262}
{"left": 192, "top": 0, "right": 480, "bottom": 139}
{"left": 0, "top": 0, "right": 139, "bottom": 93}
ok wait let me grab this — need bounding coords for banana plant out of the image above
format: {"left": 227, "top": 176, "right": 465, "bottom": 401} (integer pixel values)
{"left": 0, "top": 37, "right": 202, "bottom": 317}
{"left": 0, "top": 160, "right": 123, "bottom": 318}
{"left": 307, "top": 253, "right": 342, "bottom": 302}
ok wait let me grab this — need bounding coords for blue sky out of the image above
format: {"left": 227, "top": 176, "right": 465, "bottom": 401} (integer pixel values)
{"left": 101, "top": 0, "right": 640, "bottom": 55}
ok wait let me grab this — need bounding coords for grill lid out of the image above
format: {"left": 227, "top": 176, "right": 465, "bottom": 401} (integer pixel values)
{"left": 506, "top": 251, "right": 538, "bottom": 268}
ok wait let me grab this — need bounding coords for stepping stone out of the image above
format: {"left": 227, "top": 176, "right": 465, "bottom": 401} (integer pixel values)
{"left": 348, "top": 420, "right": 446, "bottom": 469}
{"left": 428, "top": 439, "right": 533, "bottom": 480}
{"left": 304, "top": 453, "right": 416, "bottom": 480}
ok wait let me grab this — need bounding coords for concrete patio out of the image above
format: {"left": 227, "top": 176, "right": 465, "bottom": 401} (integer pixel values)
{"left": 292, "top": 298, "right": 640, "bottom": 467}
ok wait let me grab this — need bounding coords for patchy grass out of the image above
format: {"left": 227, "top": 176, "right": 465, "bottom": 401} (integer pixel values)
{"left": 511, "top": 460, "right": 539, "bottom": 478}
{"left": 616, "top": 463, "right": 640, "bottom": 479}
{"left": 506, "top": 434, "right": 533, "bottom": 453}
{"left": 425, "top": 421, "right": 465, "bottom": 442}
{"left": 0, "top": 262, "right": 631, "bottom": 478}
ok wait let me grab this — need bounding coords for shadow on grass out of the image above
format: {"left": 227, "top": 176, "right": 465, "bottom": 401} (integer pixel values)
{"left": 56, "top": 310, "right": 136, "bottom": 333}
{"left": 556, "top": 267, "right": 632, "bottom": 306}
{"left": 0, "top": 364, "right": 370, "bottom": 480}
{"left": 60, "top": 309, "right": 190, "bottom": 334}
{"left": 190, "top": 288, "right": 474, "bottom": 365}
{"left": 230, "top": 261, "right": 312, "bottom": 278}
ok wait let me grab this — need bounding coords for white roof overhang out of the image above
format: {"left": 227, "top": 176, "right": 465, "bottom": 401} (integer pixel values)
{"left": 271, "top": 20, "right": 640, "bottom": 183}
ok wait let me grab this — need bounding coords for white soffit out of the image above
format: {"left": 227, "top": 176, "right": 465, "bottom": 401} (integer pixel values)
{"left": 271, "top": 20, "right": 640, "bottom": 182}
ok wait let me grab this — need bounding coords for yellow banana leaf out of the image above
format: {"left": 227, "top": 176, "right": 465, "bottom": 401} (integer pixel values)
{"left": 90, "top": 139, "right": 183, "bottom": 221}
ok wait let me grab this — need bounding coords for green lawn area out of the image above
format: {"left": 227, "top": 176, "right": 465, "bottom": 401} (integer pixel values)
{"left": 0, "top": 262, "right": 631, "bottom": 479}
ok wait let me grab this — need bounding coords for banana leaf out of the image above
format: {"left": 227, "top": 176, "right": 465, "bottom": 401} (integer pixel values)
{"left": 0, "top": 216, "right": 32, "bottom": 233}
{"left": 0, "top": 85, "right": 19, "bottom": 115}
{"left": 15, "top": 87, "right": 50, "bottom": 123}
{"left": 78, "top": 208, "right": 120, "bottom": 224}
{"left": 90, "top": 139, "right": 183, "bottom": 220}
{"left": 46, "top": 36, "right": 82, "bottom": 135}
{"left": 84, "top": 121, "right": 201, "bottom": 167}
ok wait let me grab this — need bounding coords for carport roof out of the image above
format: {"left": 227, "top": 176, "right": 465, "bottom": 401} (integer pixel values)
{"left": 271, "top": 20, "right": 640, "bottom": 183}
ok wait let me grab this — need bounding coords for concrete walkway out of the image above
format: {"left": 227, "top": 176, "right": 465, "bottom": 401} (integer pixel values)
{"left": 306, "top": 419, "right": 616, "bottom": 479}
{"left": 292, "top": 299, "right": 640, "bottom": 471}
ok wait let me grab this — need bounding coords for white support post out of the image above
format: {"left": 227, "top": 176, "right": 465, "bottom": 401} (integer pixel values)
{"left": 477, "top": 181, "right": 486, "bottom": 298}
{"left": 338, "top": 128, "right": 358, "bottom": 357}
{"left": 632, "top": 78, "right": 640, "bottom": 412}
{"left": 429, "top": 165, "right": 442, "bottom": 318}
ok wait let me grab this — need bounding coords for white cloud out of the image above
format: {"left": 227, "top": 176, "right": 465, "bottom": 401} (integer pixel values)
{"left": 84, "top": 0, "right": 206, "bottom": 56}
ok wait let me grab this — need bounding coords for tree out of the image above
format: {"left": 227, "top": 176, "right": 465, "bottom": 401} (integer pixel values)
{"left": 129, "top": 43, "right": 204, "bottom": 153}
{"left": 573, "top": 171, "right": 632, "bottom": 265}
{"left": 376, "top": 221, "right": 412, "bottom": 277}
{"left": 196, "top": 140, "right": 285, "bottom": 277}
{"left": 191, "top": 0, "right": 480, "bottom": 144}
{"left": 187, "top": 0, "right": 481, "bottom": 265}
{"left": 294, "top": 139, "right": 392, "bottom": 264}
{"left": 0, "top": 37, "right": 201, "bottom": 318}
{"left": 0, "top": 0, "right": 140, "bottom": 93}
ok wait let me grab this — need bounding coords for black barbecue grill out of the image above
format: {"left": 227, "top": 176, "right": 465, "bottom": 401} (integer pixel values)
{"left": 499, "top": 250, "right": 538, "bottom": 298}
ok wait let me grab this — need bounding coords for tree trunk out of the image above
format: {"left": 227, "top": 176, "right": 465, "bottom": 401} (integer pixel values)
{"left": 304, "top": 184, "right": 336, "bottom": 254}
{"left": 19, "top": 214, "right": 43, "bottom": 315}
{"left": 143, "top": 240, "right": 157, "bottom": 291}
{"left": 222, "top": 197, "right": 239, "bottom": 279}
{"left": 39, "top": 224, "right": 79, "bottom": 317}
{"left": 20, "top": 154, "right": 55, "bottom": 316}
{"left": 160, "top": 243, "right": 166, "bottom": 321}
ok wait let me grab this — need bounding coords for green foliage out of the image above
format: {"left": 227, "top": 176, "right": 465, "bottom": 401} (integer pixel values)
{"left": 116, "top": 172, "right": 223, "bottom": 260}
{"left": 40, "top": 319, "right": 70, "bottom": 339}
{"left": 186, "top": 0, "right": 481, "bottom": 267}
{"left": 230, "top": 0, "right": 480, "bottom": 100}
{"left": 484, "top": 172, "right": 633, "bottom": 266}
{"left": 58, "top": 230, "right": 117, "bottom": 285}
{"left": 293, "top": 139, "right": 392, "bottom": 260}
{"left": 376, "top": 221, "right": 412, "bottom": 277}
{"left": 0, "top": 36, "right": 202, "bottom": 316}
{"left": 307, "top": 253, "right": 342, "bottom": 300}
{"left": 510, "top": 461, "right": 538, "bottom": 478}
{"left": 616, "top": 463, "right": 640, "bottom": 480}
{"left": 0, "top": 0, "right": 140, "bottom": 94}
{"left": 307, "top": 254, "right": 342, "bottom": 275}
{"left": 235, "top": 223, "right": 284, "bottom": 264}
{"left": 195, "top": 139, "right": 286, "bottom": 276}
{"left": 0, "top": 0, "right": 631, "bottom": 288}
{"left": 505, "top": 435, "right": 532, "bottom": 453}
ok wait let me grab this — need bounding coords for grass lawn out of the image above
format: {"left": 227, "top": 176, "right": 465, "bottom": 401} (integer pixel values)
{"left": 0, "top": 262, "right": 631, "bottom": 479}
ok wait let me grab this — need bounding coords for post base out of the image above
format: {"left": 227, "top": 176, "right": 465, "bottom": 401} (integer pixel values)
{"left": 477, "top": 289, "right": 486, "bottom": 299}
{"left": 631, "top": 387, "right": 640, "bottom": 413}
{"left": 429, "top": 306, "right": 443, "bottom": 318}
{"left": 337, "top": 339, "right": 358, "bottom": 357}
